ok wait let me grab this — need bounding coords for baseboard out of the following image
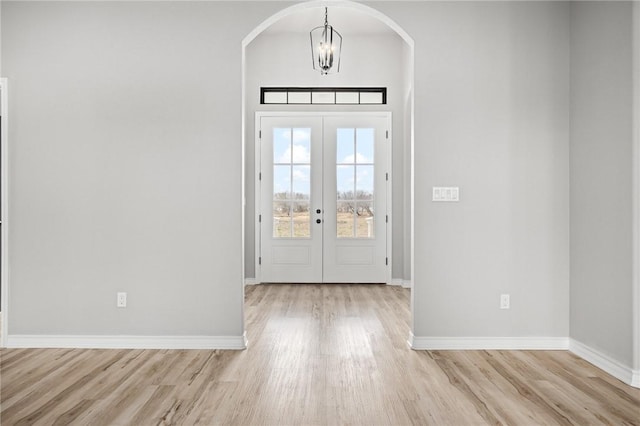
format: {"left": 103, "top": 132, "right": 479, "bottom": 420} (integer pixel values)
{"left": 389, "top": 279, "right": 412, "bottom": 289}
{"left": 6, "top": 333, "right": 248, "bottom": 350}
{"left": 408, "top": 333, "right": 570, "bottom": 350}
{"left": 632, "top": 369, "right": 640, "bottom": 388}
{"left": 248, "top": 278, "right": 409, "bottom": 288}
{"left": 569, "top": 339, "right": 638, "bottom": 388}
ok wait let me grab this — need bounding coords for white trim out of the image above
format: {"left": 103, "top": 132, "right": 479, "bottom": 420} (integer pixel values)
{"left": 632, "top": 0, "right": 640, "bottom": 386}
{"left": 240, "top": 22, "right": 247, "bottom": 357}
{"left": 254, "top": 112, "right": 394, "bottom": 119}
{"left": 244, "top": 277, "right": 259, "bottom": 286}
{"left": 6, "top": 333, "right": 248, "bottom": 350}
{"left": 408, "top": 28, "right": 416, "bottom": 344}
{"left": 254, "top": 114, "right": 262, "bottom": 283}
{"left": 406, "top": 334, "right": 638, "bottom": 387}
{"left": 570, "top": 339, "right": 638, "bottom": 388}
{"left": 632, "top": 369, "right": 640, "bottom": 388}
{"left": 1, "top": 78, "right": 8, "bottom": 348}
{"left": 408, "top": 333, "right": 570, "bottom": 350}
{"left": 390, "top": 279, "right": 412, "bottom": 289}
{"left": 386, "top": 120, "right": 393, "bottom": 286}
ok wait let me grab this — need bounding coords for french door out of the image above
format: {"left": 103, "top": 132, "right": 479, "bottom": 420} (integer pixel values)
{"left": 257, "top": 113, "right": 390, "bottom": 283}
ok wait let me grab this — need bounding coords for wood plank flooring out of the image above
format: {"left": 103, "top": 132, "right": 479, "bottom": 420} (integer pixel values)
{"left": 1, "top": 284, "right": 639, "bottom": 425}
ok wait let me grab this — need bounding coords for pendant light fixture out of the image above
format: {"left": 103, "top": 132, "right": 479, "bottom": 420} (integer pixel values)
{"left": 310, "top": 7, "right": 342, "bottom": 75}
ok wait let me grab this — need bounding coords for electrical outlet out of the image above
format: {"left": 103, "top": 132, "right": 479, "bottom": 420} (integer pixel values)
{"left": 117, "top": 292, "right": 127, "bottom": 308}
{"left": 500, "top": 294, "right": 510, "bottom": 309}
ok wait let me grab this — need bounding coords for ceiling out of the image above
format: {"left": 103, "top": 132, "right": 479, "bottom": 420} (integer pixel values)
{"left": 262, "top": 7, "right": 395, "bottom": 36}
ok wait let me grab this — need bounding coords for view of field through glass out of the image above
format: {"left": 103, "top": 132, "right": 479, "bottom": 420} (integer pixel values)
{"left": 271, "top": 126, "right": 375, "bottom": 239}
{"left": 272, "top": 128, "right": 311, "bottom": 238}
{"left": 336, "top": 128, "right": 375, "bottom": 238}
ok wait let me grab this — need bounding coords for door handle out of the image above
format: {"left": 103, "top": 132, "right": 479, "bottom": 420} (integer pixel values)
{"left": 316, "top": 219, "right": 322, "bottom": 224}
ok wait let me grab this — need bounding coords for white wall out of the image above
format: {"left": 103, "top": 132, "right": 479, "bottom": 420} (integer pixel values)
{"left": 570, "top": 1, "right": 634, "bottom": 367}
{"left": 1, "top": 1, "right": 578, "bottom": 345}
{"left": 245, "top": 29, "right": 409, "bottom": 280}
{"left": 1, "top": 1, "right": 279, "bottom": 338}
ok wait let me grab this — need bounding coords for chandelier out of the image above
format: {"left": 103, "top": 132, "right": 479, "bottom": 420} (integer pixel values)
{"left": 310, "top": 7, "right": 342, "bottom": 75}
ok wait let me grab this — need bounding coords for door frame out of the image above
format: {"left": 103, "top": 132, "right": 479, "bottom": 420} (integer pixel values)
{"left": 1, "top": 78, "right": 9, "bottom": 347}
{"left": 632, "top": 0, "right": 640, "bottom": 386}
{"left": 254, "top": 111, "right": 392, "bottom": 285}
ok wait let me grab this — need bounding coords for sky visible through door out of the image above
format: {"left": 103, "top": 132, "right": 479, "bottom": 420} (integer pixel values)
{"left": 336, "top": 127, "right": 375, "bottom": 238}
{"left": 272, "top": 126, "right": 376, "bottom": 239}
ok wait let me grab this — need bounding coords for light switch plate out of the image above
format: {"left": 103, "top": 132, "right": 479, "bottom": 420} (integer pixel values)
{"left": 433, "top": 187, "right": 459, "bottom": 202}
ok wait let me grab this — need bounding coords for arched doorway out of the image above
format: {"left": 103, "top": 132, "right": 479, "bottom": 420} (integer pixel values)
{"left": 241, "top": 1, "right": 415, "bottom": 341}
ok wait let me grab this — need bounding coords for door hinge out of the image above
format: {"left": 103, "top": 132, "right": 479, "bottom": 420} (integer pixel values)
{"left": 386, "top": 172, "right": 389, "bottom": 181}
{"left": 386, "top": 130, "right": 389, "bottom": 139}
{"left": 386, "top": 257, "right": 388, "bottom": 265}
{"left": 259, "top": 214, "right": 262, "bottom": 223}
{"left": 259, "top": 172, "right": 262, "bottom": 180}
{"left": 386, "top": 215, "right": 388, "bottom": 223}
{"left": 259, "top": 130, "right": 262, "bottom": 139}
{"left": 259, "top": 257, "right": 262, "bottom": 265}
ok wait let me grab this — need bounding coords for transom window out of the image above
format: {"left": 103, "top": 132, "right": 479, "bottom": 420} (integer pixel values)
{"left": 261, "top": 87, "right": 386, "bottom": 105}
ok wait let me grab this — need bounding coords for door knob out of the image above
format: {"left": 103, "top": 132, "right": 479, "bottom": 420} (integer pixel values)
{"left": 316, "top": 219, "right": 322, "bottom": 224}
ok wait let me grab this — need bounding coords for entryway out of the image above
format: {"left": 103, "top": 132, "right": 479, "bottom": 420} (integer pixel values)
{"left": 256, "top": 113, "right": 391, "bottom": 283}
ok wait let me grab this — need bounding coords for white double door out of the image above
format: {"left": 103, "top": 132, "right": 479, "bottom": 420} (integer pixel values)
{"left": 257, "top": 113, "right": 390, "bottom": 283}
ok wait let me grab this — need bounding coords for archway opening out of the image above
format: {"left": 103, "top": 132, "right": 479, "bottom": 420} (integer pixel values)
{"left": 240, "top": 1, "right": 415, "bottom": 341}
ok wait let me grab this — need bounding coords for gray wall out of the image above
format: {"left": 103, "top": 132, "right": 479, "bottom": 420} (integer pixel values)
{"left": 570, "top": 1, "right": 634, "bottom": 366}
{"left": 378, "top": 1, "right": 571, "bottom": 338}
{"left": 2, "top": 1, "right": 574, "bottom": 341}
{"left": 245, "top": 31, "right": 409, "bottom": 280}
{"left": 1, "top": 1, "right": 279, "bottom": 335}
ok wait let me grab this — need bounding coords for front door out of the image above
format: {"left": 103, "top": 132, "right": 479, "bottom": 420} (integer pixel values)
{"left": 258, "top": 113, "right": 390, "bottom": 283}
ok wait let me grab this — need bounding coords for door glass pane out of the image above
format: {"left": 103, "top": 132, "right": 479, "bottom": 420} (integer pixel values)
{"left": 336, "top": 128, "right": 375, "bottom": 239}
{"left": 273, "top": 201, "right": 291, "bottom": 238}
{"left": 336, "top": 201, "right": 355, "bottom": 238}
{"left": 356, "top": 165, "right": 374, "bottom": 200}
{"left": 273, "top": 165, "right": 291, "bottom": 199}
{"left": 292, "top": 165, "right": 310, "bottom": 200}
{"left": 356, "top": 129, "right": 374, "bottom": 163}
{"left": 292, "top": 202, "right": 311, "bottom": 237}
{"left": 336, "top": 165, "right": 354, "bottom": 197}
{"left": 292, "top": 128, "right": 311, "bottom": 163}
{"left": 336, "top": 128, "right": 354, "bottom": 164}
{"left": 356, "top": 203, "right": 374, "bottom": 238}
{"left": 274, "top": 128, "right": 291, "bottom": 163}
{"left": 273, "top": 128, "right": 311, "bottom": 239}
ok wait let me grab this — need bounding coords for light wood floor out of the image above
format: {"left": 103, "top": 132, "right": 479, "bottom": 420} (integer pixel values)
{"left": 1, "top": 284, "right": 639, "bottom": 425}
